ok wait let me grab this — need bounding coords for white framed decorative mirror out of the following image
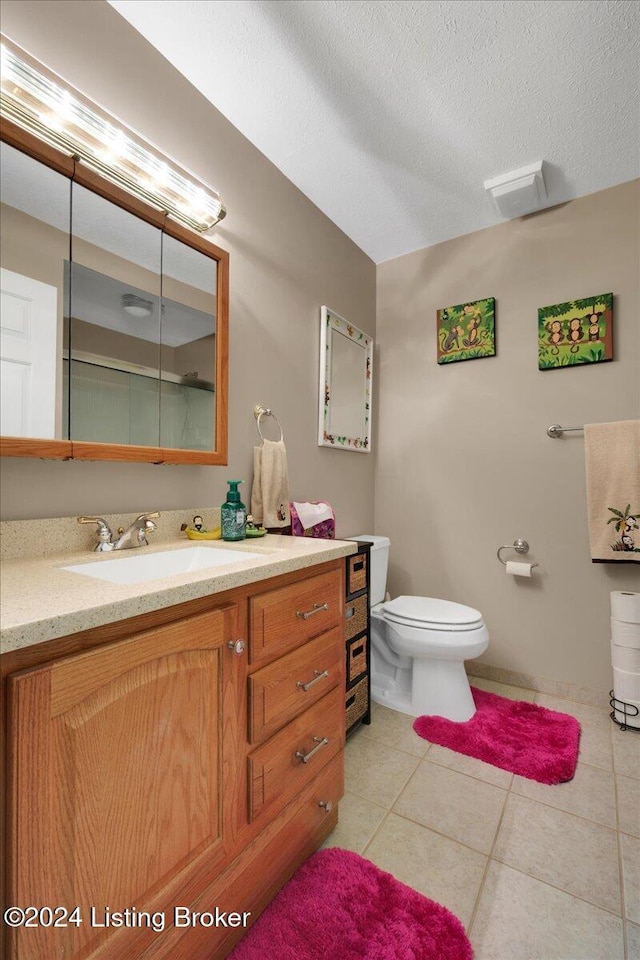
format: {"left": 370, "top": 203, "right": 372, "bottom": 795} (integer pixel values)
{"left": 318, "top": 306, "right": 373, "bottom": 452}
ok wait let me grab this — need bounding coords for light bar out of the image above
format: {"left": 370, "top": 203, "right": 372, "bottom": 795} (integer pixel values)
{"left": 0, "top": 36, "right": 226, "bottom": 232}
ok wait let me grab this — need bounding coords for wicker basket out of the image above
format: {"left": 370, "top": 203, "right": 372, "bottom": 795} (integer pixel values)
{"left": 347, "top": 553, "right": 367, "bottom": 595}
{"left": 345, "top": 594, "right": 367, "bottom": 641}
{"left": 347, "top": 636, "right": 367, "bottom": 684}
{"left": 345, "top": 677, "right": 368, "bottom": 729}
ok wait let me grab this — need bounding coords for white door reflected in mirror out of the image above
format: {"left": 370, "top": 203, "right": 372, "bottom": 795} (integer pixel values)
{"left": 0, "top": 268, "right": 58, "bottom": 438}
{"left": 318, "top": 306, "right": 373, "bottom": 453}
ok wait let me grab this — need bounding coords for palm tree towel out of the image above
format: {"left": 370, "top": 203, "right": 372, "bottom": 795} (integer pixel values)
{"left": 584, "top": 420, "right": 640, "bottom": 563}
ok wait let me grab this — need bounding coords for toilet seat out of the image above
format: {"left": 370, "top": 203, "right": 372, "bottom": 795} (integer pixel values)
{"left": 382, "top": 596, "right": 483, "bottom": 632}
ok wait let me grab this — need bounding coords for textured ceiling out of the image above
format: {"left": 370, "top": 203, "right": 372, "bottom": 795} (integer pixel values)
{"left": 108, "top": 0, "right": 640, "bottom": 263}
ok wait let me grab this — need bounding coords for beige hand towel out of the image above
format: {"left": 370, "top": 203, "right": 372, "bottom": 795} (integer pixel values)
{"left": 584, "top": 419, "right": 640, "bottom": 563}
{"left": 251, "top": 439, "right": 291, "bottom": 528}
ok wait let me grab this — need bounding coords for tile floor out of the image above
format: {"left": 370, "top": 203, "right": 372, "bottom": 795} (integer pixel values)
{"left": 323, "top": 677, "right": 640, "bottom": 960}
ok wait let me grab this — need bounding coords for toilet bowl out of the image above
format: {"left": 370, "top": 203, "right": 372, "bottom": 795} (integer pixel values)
{"left": 355, "top": 536, "right": 489, "bottom": 722}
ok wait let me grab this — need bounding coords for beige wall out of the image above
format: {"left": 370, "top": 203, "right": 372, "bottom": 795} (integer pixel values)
{"left": 3, "top": 2, "right": 637, "bottom": 701}
{"left": 376, "top": 180, "right": 640, "bottom": 701}
{"left": 0, "top": 0, "right": 376, "bottom": 537}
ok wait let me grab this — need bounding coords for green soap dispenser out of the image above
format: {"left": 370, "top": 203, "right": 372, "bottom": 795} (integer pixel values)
{"left": 221, "top": 480, "right": 247, "bottom": 541}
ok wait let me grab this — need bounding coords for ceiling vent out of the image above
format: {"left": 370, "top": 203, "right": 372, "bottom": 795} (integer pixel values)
{"left": 484, "top": 161, "right": 547, "bottom": 219}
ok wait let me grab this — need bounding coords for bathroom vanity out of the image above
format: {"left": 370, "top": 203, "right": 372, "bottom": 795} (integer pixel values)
{"left": 0, "top": 534, "right": 356, "bottom": 960}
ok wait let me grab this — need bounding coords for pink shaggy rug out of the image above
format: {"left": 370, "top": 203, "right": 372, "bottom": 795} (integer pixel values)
{"left": 413, "top": 687, "right": 581, "bottom": 784}
{"left": 228, "top": 848, "right": 473, "bottom": 960}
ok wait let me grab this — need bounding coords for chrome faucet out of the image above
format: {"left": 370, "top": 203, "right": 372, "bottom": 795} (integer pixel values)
{"left": 78, "top": 513, "right": 160, "bottom": 552}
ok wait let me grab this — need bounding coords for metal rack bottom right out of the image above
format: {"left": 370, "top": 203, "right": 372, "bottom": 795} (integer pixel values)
{"left": 609, "top": 691, "right": 640, "bottom": 732}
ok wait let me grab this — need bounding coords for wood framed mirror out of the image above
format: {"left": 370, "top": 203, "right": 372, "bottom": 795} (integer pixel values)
{"left": 0, "top": 118, "right": 228, "bottom": 465}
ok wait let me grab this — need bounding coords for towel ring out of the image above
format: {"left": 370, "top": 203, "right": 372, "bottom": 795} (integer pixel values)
{"left": 254, "top": 404, "right": 284, "bottom": 442}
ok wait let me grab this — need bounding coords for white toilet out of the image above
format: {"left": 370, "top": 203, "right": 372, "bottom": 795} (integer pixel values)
{"left": 355, "top": 536, "right": 489, "bottom": 721}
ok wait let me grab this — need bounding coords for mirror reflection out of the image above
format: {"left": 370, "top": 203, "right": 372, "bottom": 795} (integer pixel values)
{"left": 66, "top": 182, "right": 162, "bottom": 446}
{"left": 1, "top": 139, "right": 222, "bottom": 457}
{"left": 0, "top": 142, "right": 70, "bottom": 439}
{"left": 329, "top": 328, "right": 367, "bottom": 440}
{"left": 160, "top": 234, "right": 216, "bottom": 451}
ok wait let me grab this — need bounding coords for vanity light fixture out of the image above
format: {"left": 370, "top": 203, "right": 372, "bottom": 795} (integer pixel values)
{"left": 121, "top": 294, "right": 153, "bottom": 318}
{"left": 0, "top": 36, "right": 226, "bottom": 232}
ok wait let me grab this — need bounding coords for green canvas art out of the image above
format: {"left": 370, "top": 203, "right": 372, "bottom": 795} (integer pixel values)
{"left": 437, "top": 297, "right": 496, "bottom": 364}
{"left": 538, "top": 293, "right": 613, "bottom": 370}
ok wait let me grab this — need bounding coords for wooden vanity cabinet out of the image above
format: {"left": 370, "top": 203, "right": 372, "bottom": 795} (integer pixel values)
{"left": 1, "top": 559, "right": 346, "bottom": 960}
{"left": 6, "top": 604, "right": 244, "bottom": 960}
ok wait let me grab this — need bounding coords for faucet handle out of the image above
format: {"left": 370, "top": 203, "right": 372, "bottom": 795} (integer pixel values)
{"left": 135, "top": 512, "right": 160, "bottom": 523}
{"left": 77, "top": 517, "right": 114, "bottom": 551}
{"left": 78, "top": 516, "right": 112, "bottom": 531}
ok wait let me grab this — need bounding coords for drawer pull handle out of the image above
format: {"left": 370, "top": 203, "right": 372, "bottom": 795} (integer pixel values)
{"left": 297, "top": 669, "right": 329, "bottom": 692}
{"left": 227, "top": 639, "right": 246, "bottom": 655}
{"left": 351, "top": 644, "right": 364, "bottom": 658}
{"left": 296, "top": 737, "right": 329, "bottom": 764}
{"left": 318, "top": 799, "right": 333, "bottom": 814}
{"left": 296, "top": 602, "right": 329, "bottom": 620}
{"left": 353, "top": 559, "right": 364, "bottom": 572}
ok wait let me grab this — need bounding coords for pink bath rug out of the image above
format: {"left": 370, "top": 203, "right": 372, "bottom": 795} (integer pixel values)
{"left": 413, "top": 687, "right": 581, "bottom": 784}
{"left": 228, "top": 847, "right": 473, "bottom": 960}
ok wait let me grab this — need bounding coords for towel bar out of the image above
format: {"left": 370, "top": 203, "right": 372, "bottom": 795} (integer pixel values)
{"left": 547, "top": 424, "right": 584, "bottom": 438}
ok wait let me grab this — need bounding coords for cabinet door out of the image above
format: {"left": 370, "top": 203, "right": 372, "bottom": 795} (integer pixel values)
{"left": 6, "top": 605, "right": 244, "bottom": 960}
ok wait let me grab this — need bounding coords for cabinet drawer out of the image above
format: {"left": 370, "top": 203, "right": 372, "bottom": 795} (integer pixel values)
{"left": 347, "top": 635, "right": 367, "bottom": 684}
{"left": 345, "top": 593, "right": 368, "bottom": 641}
{"left": 249, "top": 626, "right": 343, "bottom": 743}
{"left": 249, "top": 568, "right": 343, "bottom": 665}
{"left": 247, "top": 686, "right": 344, "bottom": 822}
{"left": 347, "top": 552, "right": 367, "bottom": 595}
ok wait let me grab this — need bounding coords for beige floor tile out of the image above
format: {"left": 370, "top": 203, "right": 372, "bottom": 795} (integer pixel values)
{"left": 321, "top": 790, "right": 386, "bottom": 855}
{"left": 468, "top": 676, "right": 536, "bottom": 701}
{"left": 612, "top": 726, "right": 640, "bottom": 781}
{"left": 470, "top": 861, "right": 625, "bottom": 959}
{"left": 360, "top": 702, "right": 430, "bottom": 757}
{"left": 493, "top": 794, "right": 621, "bottom": 914}
{"left": 364, "top": 811, "right": 486, "bottom": 928}
{"left": 621, "top": 834, "right": 640, "bottom": 924}
{"left": 393, "top": 760, "right": 507, "bottom": 853}
{"left": 344, "top": 735, "right": 420, "bottom": 809}
{"left": 579, "top": 718, "right": 615, "bottom": 771}
{"left": 512, "top": 760, "right": 616, "bottom": 828}
{"left": 426, "top": 742, "right": 513, "bottom": 789}
{"left": 617, "top": 775, "right": 640, "bottom": 837}
{"left": 627, "top": 921, "right": 640, "bottom": 960}
{"left": 535, "top": 692, "right": 610, "bottom": 726}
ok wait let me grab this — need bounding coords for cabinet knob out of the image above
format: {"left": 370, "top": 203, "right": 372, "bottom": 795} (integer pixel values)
{"left": 318, "top": 799, "right": 333, "bottom": 814}
{"left": 227, "top": 639, "right": 246, "bottom": 655}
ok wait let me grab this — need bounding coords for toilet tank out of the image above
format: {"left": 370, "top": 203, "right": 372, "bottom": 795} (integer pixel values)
{"left": 353, "top": 535, "right": 390, "bottom": 606}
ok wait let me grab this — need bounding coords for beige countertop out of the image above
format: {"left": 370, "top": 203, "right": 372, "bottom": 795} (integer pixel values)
{"left": 0, "top": 535, "right": 358, "bottom": 654}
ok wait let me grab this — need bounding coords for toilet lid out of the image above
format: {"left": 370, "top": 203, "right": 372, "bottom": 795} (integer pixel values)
{"left": 383, "top": 596, "right": 483, "bottom": 629}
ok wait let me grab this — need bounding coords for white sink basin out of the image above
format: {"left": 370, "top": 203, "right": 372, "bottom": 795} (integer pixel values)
{"left": 63, "top": 545, "right": 264, "bottom": 585}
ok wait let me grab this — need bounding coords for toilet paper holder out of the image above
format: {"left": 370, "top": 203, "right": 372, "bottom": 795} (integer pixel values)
{"left": 497, "top": 539, "right": 539, "bottom": 568}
